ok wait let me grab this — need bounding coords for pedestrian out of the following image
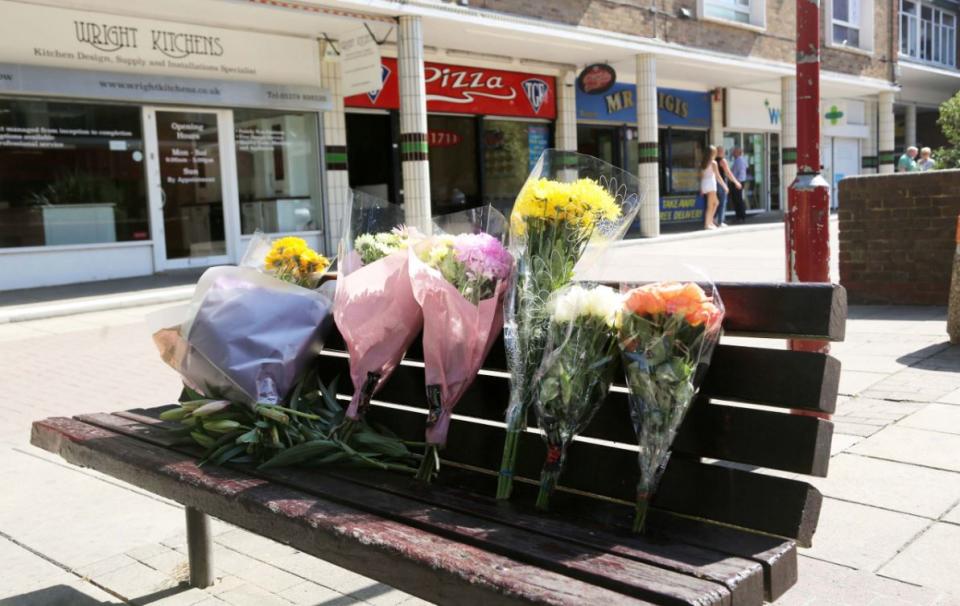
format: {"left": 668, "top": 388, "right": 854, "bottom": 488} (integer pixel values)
{"left": 897, "top": 146, "right": 919, "bottom": 172}
{"left": 918, "top": 147, "right": 936, "bottom": 171}
{"left": 701, "top": 145, "right": 726, "bottom": 231}
{"left": 715, "top": 146, "right": 741, "bottom": 227}
{"left": 730, "top": 147, "right": 748, "bottom": 222}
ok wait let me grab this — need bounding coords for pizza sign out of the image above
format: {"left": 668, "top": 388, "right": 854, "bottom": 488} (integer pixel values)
{"left": 345, "top": 57, "right": 556, "bottom": 119}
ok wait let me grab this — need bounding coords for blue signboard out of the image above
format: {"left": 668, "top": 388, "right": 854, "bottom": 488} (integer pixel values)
{"left": 576, "top": 85, "right": 711, "bottom": 129}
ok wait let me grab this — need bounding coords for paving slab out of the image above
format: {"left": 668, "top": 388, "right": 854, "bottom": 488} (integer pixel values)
{"left": 943, "top": 503, "right": 960, "bottom": 525}
{"left": 0, "top": 536, "right": 75, "bottom": 597}
{"left": 848, "top": 426, "right": 960, "bottom": 472}
{"left": 808, "top": 454, "right": 960, "bottom": 519}
{"left": 899, "top": 404, "right": 960, "bottom": 435}
{"left": 276, "top": 581, "right": 349, "bottom": 606}
{"left": 938, "top": 388, "right": 960, "bottom": 405}
{"left": 778, "top": 555, "right": 950, "bottom": 606}
{"left": 0, "top": 579, "right": 122, "bottom": 606}
{"left": 803, "top": 498, "right": 930, "bottom": 571}
{"left": 838, "top": 371, "right": 888, "bottom": 396}
{"left": 879, "top": 523, "right": 960, "bottom": 595}
{"left": 830, "top": 433, "right": 863, "bottom": 455}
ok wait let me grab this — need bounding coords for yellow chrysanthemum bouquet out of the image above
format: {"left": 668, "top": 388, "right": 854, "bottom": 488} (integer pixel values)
{"left": 497, "top": 149, "right": 642, "bottom": 500}
{"left": 263, "top": 236, "right": 331, "bottom": 288}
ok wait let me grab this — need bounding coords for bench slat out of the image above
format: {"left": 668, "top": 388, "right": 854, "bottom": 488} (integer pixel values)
{"left": 115, "top": 407, "right": 772, "bottom": 605}
{"left": 73, "top": 412, "right": 745, "bottom": 606}
{"left": 359, "top": 405, "right": 823, "bottom": 546}
{"left": 32, "top": 416, "right": 662, "bottom": 606}
{"left": 318, "top": 343, "right": 839, "bottom": 415}
{"left": 316, "top": 352, "right": 835, "bottom": 476}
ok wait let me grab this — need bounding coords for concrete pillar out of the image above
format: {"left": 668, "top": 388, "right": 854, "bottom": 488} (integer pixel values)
{"left": 710, "top": 88, "right": 724, "bottom": 146}
{"left": 555, "top": 70, "right": 577, "bottom": 152}
{"left": 905, "top": 103, "right": 917, "bottom": 148}
{"left": 635, "top": 54, "right": 659, "bottom": 238}
{"left": 861, "top": 100, "right": 878, "bottom": 174}
{"left": 397, "top": 15, "right": 431, "bottom": 231}
{"left": 781, "top": 76, "right": 797, "bottom": 197}
{"left": 878, "top": 91, "right": 896, "bottom": 174}
{"left": 320, "top": 60, "right": 350, "bottom": 255}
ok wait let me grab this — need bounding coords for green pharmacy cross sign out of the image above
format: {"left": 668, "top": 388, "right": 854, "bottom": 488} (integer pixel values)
{"left": 825, "top": 105, "right": 844, "bottom": 125}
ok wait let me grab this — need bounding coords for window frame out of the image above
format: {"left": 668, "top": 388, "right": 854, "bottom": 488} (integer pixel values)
{"left": 698, "top": 0, "right": 766, "bottom": 31}
{"left": 826, "top": 0, "right": 875, "bottom": 53}
{"left": 903, "top": 1, "right": 958, "bottom": 68}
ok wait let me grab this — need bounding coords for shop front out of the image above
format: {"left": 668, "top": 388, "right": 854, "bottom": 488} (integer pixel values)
{"left": 575, "top": 82, "right": 711, "bottom": 226}
{"left": 820, "top": 99, "right": 867, "bottom": 209}
{"left": 0, "top": 2, "right": 331, "bottom": 290}
{"left": 344, "top": 57, "right": 556, "bottom": 216}
{"left": 723, "top": 89, "right": 782, "bottom": 213}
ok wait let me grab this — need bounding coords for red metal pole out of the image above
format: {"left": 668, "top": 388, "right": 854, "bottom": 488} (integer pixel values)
{"left": 787, "top": 0, "right": 831, "bottom": 355}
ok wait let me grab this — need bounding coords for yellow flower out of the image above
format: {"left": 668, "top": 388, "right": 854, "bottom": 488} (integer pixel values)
{"left": 299, "top": 249, "right": 330, "bottom": 275}
{"left": 511, "top": 177, "right": 622, "bottom": 235}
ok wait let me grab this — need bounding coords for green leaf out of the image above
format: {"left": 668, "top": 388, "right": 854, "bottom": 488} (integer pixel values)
{"left": 258, "top": 439, "right": 338, "bottom": 469}
{"left": 179, "top": 385, "right": 205, "bottom": 402}
{"left": 159, "top": 407, "right": 187, "bottom": 422}
{"left": 191, "top": 431, "right": 216, "bottom": 449}
{"left": 350, "top": 431, "right": 409, "bottom": 458}
{"left": 318, "top": 376, "right": 341, "bottom": 412}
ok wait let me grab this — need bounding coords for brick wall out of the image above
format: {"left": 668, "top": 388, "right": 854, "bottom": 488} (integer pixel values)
{"left": 473, "top": 0, "right": 894, "bottom": 80}
{"left": 839, "top": 170, "right": 960, "bottom": 305}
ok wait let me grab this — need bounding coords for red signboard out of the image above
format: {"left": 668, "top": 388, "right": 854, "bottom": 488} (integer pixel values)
{"left": 345, "top": 57, "right": 556, "bottom": 119}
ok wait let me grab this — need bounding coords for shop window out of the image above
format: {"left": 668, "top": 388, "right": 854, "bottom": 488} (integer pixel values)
{"left": 0, "top": 97, "right": 148, "bottom": 249}
{"left": 700, "top": 0, "right": 765, "bottom": 28}
{"left": 234, "top": 108, "right": 322, "bottom": 235}
{"left": 483, "top": 119, "right": 551, "bottom": 216}
{"left": 900, "top": 0, "right": 957, "bottom": 68}
{"left": 828, "top": 0, "right": 875, "bottom": 51}
{"left": 661, "top": 129, "right": 708, "bottom": 195}
{"left": 428, "top": 115, "right": 479, "bottom": 213}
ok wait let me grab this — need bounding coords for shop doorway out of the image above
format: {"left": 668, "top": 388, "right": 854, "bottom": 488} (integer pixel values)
{"left": 578, "top": 124, "right": 623, "bottom": 169}
{"left": 346, "top": 112, "right": 399, "bottom": 203}
{"left": 723, "top": 132, "right": 769, "bottom": 212}
{"left": 144, "top": 107, "right": 237, "bottom": 270}
{"left": 823, "top": 137, "right": 859, "bottom": 210}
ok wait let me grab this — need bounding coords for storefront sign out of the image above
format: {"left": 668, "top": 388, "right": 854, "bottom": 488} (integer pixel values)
{"left": 575, "top": 84, "right": 710, "bottom": 128}
{"left": 660, "top": 195, "right": 705, "bottom": 224}
{"left": 0, "top": 63, "right": 332, "bottom": 112}
{"left": 821, "top": 98, "right": 869, "bottom": 138}
{"left": 577, "top": 64, "right": 616, "bottom": 95}
{"left": 428, "top": 129, "right": 463, "bottom": 147}
{"left": 339, "top": 25, "right": 382, "bottom": 97}
{"left": 726, "top": 89, "right": 782, "bottom": 132}
{"left": 345, "top": 57, "right": 557, "bottom": 119}
{"left": 0, "top": 1, "right": 321, "bottom": 85}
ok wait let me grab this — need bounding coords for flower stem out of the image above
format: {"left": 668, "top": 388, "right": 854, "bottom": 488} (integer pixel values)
{"left": 496, "top": 428, "right": 521, "bottom": 500}
{"left": 633, "top": 497, "right": 650, "bottom": 533}
{"left": 416, "top": 444, "right": 439, "bottom": 482}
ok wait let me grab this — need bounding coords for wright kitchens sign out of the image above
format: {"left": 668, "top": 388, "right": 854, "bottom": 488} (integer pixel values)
{"left": 345, "top": 57, "right": 557, "bottom": 119}
{"left": 0, "top": 2, "right": 321, "bottom": 86}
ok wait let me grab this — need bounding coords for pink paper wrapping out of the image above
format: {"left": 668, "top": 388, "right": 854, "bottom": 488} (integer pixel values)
{"left": 334, "top": 251, "right": 423, "bottom": 420}
{"left": 409, "top": 250, "right": 507, "bottom": 447}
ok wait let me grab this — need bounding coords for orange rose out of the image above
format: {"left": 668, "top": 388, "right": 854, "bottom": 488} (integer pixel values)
{"left": 663, "top": 282, "right": 706, "bottom": 317}
{"left": 624, "top": 286, "right": 666, "bottom": 316}
{"left": 685, "top": 301, "right": 717, "bottom": 327}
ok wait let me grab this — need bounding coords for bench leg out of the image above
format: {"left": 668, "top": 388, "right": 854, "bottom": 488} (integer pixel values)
{"left": 185, "top": 506, "right": 214, "bottom": 588}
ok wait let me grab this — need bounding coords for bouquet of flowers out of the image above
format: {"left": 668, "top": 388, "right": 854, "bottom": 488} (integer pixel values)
{"left": 409, "top": 223, "right": 513, "bottom": 481}
{"left": 334, "top": 193, "right": 423, "bottom": 436}
{"left": 618, "top": 282, "right": 724, "bottom": 532}
{"left": 151, "top": 234, "right": 419, "bottom": 470}
{"left": 497, "top": 150, "right": 641, "bottom": 500}
{"left": 531, "top": 284, "right": 622, "bottom": 509}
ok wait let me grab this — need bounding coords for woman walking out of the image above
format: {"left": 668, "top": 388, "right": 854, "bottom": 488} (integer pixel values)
{"left": 715, "top": 146, "right": 741, "bottom": 227}
{"left": 701, "top": 145, "right": 727, "bottom": 230}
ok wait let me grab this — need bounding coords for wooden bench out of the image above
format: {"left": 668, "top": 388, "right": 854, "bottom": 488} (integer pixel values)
{"left": 31, "top": 281, "right": 846, "bottom": 606}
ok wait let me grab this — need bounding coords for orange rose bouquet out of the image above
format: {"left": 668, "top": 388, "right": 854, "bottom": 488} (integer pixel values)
{"left": 618, "top": 282, "right": 724, "bottom": 532}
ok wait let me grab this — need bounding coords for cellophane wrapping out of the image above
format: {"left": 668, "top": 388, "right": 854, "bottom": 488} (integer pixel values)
{"left": 333, "top": 191, "right": 423, "bottom": 422}
{"left": 149, "top": 239, "right": 335, "bottom": 407}
{"left": 497, "top": 149, "right": 642, "bottom": 500}
{"left": 618, "top": 281, "right": 725, "bottom": 532}
{"left": 408, "top": 207, "right": 513, "bottom": 480}
{"left": 530, "top": 284, "right": 622, "bottom": 509}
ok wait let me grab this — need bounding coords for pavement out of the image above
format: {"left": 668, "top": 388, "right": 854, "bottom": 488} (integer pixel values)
{"left": 2, "top": 219, "right": 960, "bottom": 605}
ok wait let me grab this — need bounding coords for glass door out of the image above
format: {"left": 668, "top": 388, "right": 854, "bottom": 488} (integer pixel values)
{"left": 145, "top": 107, "right": 235, "bottom": 269}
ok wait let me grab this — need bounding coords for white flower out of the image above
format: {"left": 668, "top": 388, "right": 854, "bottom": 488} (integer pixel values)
{"left": 549, "top": 285, "right": 622, "bottom": 327}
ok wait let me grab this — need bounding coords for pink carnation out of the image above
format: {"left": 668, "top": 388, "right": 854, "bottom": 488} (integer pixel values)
{"left": 454, "top": 233, "right": 513, "bottom": 282}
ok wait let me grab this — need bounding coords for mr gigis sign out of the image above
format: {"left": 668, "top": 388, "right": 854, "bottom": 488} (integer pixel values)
{"left": 576, "top": 83, "right": 711, "bottom": 128}
{"left": 345, "top": 57, "right": 556, "bottom": 119}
